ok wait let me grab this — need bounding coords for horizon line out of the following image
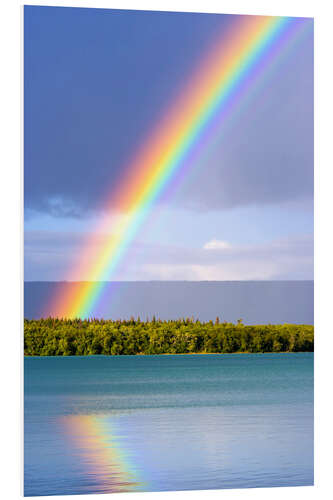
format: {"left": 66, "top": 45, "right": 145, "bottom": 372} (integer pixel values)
{"left": 24, "top": 279, "right": 314, "bottom": 283}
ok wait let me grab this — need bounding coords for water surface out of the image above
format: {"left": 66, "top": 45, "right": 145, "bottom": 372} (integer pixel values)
{"left": 24, "top": 353, "right": 314, "bottom": 496}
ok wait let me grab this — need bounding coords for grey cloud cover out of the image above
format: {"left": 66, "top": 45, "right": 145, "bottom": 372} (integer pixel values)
{"left": 170, "top": 40, "right": 313, "bottom": 212}
{"left": 24, "top": 10, "right": 313, "bottom": 218}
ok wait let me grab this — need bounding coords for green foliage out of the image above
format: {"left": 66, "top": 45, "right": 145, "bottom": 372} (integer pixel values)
{"left": 24, "top": 318, "right": 314, "bottom": 356}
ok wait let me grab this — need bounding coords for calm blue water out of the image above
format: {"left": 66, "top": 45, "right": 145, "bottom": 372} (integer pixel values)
{"left": 24, "top": 281, "right": 314, "bottom": 324}
{"left": 24, "top": 353, "right": 314, "bottom": 496}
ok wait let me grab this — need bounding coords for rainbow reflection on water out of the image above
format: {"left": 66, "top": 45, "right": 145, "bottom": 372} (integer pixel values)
{"left": 61, "top": 414, "right": 145, "bottom": 493}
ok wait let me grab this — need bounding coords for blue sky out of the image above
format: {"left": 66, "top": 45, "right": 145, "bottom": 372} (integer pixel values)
{"left": 24, "top": 6, "right": 313, "bottom": 281}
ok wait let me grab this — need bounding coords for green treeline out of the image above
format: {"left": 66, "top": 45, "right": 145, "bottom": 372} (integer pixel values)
{"left": 24, "top": 317, "right": 314, "bottom": 356}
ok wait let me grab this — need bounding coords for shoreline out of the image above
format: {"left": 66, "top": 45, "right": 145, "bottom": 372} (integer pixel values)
{"left": 24, "top": 351, "right": 313, "bottom": 358}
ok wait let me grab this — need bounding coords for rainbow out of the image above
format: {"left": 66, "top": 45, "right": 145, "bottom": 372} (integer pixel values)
{"left": 48, "top": 14, "right": 310, "bottom": 319}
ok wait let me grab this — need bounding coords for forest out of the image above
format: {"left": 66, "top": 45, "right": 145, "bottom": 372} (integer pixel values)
{"left": 24, "top": 317, "right": 314, "bottom": 356}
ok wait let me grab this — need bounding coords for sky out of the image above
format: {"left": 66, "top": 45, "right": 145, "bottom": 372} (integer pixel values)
{"left": 24, "top": 6, "right": 314, "bottom": 281}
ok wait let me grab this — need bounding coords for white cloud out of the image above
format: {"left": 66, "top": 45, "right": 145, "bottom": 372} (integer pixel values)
{"left": 203, "top": 239, "right": 231, "bottom": 250}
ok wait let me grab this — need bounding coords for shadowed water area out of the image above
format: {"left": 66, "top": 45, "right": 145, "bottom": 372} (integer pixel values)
{"left": 24, "top": 281, "right": 314, "bottom": 323}
{"left": 24, "top": 353, "right": 313, "bottom": 496}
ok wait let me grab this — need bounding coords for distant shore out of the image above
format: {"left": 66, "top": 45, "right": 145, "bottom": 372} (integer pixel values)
{"left": 24, "top": 318, "right": 314, "bottom": 356}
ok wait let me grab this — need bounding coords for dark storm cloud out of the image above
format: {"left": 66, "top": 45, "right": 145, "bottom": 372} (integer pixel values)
{"left": 24, "top": 6, "right": 229, "bottom": 216}
{"left": 24, "top": 7, "right": 313, "bottom": 217}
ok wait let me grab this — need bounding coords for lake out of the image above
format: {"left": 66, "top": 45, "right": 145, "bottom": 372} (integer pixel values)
{"left": 24, "top": 353, "right": 313, "bottom": 496}
{"left": 24, "top": 280, "right": 314, "bottom": 324}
